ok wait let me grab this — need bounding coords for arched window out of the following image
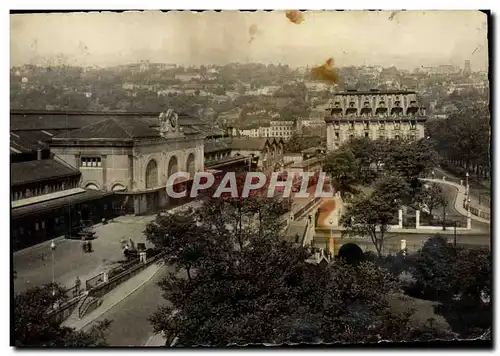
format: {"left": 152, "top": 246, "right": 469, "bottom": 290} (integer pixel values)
{"left": 167, "top": 156, "right": 178, "bottom": 179}
{"left": 145, "top": 159, "right": 158, "bottom": 189}
{"left": 186, "top": 153, "right": 196, "bottom": 175}
{"left": 111, "top": 183, "right": 126, "bottom": 192}
{"left": 86, "top": 183, "right": 99, "bottom": 190}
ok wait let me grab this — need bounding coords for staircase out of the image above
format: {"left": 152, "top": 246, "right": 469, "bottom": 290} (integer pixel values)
{"left": 64, "top": 292, "right": 102, "bottom": 326}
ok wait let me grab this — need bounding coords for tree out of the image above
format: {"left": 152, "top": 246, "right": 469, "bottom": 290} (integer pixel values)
{"left": 422, "top": 183, "right": 447, "bottom": 220}
{"left": 409, "top": 235, "right": 457, "bottom": 301}
{"left": 408, "top": 236, "right": 492, "bottom": 338}
{"left": 144, "top": 211, "right": 228, "bottom": 282}
{"left": 339, "top": 194, "right": 397, "bottom": 257}
{"left": 323, "top": 149, "right": 360, "bottom": 199}
{"left": 371, "top": 175, "right": 411, "bottom": 208}
{"left": 14, "top": 283, "right": 111, "bottom": 346}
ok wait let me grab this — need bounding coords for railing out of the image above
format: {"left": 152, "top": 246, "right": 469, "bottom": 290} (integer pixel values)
{"left": 85, "top": 272, "right": 105, "bottom": 291}
{"left": 108, "top": 257, "right": 140, "bottom": 280}
{"left": 63, "top": 284, "right": 83, "bottom": 300}
{"left": 294, "top": 197, "right": 321, "bottom": 220}
{"left": 78, "top": 293, "right": 90, "bottom": 319}
{"left": 466, "top": 204, "right": 491, "bottom": 220}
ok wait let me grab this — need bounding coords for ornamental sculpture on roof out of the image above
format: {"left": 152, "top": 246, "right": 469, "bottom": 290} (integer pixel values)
{"left": 159, "top": 109, "right": 179, "bottom": 137}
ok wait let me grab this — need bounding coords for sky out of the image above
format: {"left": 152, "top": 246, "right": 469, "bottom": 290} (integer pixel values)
{"left": 10, "top": 10, "right": 489, "bottom": 71}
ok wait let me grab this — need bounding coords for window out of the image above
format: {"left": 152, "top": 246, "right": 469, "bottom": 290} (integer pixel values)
{"left": 350, "top": 134, "right": 354, "bottom": 139}
{"left": 335, "top": 132, "right": 340, "bottom": 140}
{"left": 380, "top": 122, "right": 385, "bottom": 130}
{"left": 349, "top": 102, "right": 355, "bottom": 108}
{"left": 410, "top": 121, "right": 417, "bottom": 130}
{"left": 409, "top": 134, "right": 416, "bottom": 140}
{"left": 335, "top": 102, "right": 340, "bottom": 108}
{"left": 364, "top": 101, "right": 370, "bottom": 108}
{"left": 35, "top": 222, "right": 39, "bottom": 231}
{"left": 334, "top": 121, "right": 340, "bottom": 129}
{"left": 81, "top": 157, "right": 102, "bottom": 167}
{"left": 365, "top": 132, "right": 369, "bottom": 138}
{"left": 395, "top": 135, "right": 400, "bottom": 140}
{"left": 41, "top": 221, "right": 45, "bottom": 229}
{"left": 348, "top": 121, "right": 354, "bottom": 130}
{"left": 394, "top": 122, "right": 401, "bottom": 130}
{"left": 379, "top": 133, "right": 384, "bottom": 139}
{"left": 395, "top": 101, "right": 401, "bottom": 107}
{"left": 364, "top": 122, "right": 369, "bottom": 130}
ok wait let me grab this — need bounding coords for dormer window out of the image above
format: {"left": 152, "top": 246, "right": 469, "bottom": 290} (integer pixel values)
{"left": 335, "top": 102, "right": 340, "bottom": 108}
{"left": 349, "top": 102, "right": 355, "bottom": 108}
{"left": 395, "top": 101, "right": 401, "bottom": 107}
{"left": 379, "top": 101, "right": 385, "bottom": 107}
{"left": 364, "top": 101, "right": 370, "bottom": 108}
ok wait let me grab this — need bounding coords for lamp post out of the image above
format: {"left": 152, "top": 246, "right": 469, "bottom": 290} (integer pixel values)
{"left": 50, "top": 239, "right": 56, "bottom": 296}
{"left": 465, "top": 171, "right": 469, "bottom": 198}
{"left": 329, "top": 219, "right": 334, "bottom": 258}
{"left": 442, "top": 204, "right": 446, "bottom": 231}
{"left": 453, "top": 221, "right": 457, "bottom": 247}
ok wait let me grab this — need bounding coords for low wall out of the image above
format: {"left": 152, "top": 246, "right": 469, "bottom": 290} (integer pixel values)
{"left": 89, "top": 253, "right": 165, "bottom": 300}
{"left": 468, "top": 205, "right": 491, "bottom": 220}
{"left": 46, "top": 295, "right": 83, "bottom": 324}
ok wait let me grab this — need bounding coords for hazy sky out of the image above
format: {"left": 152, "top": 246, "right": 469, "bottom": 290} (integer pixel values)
{"left": 10, "top": 10, "right": 489, "bottom": 70}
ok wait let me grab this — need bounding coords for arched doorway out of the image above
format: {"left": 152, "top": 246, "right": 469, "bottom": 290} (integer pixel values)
{"left": 145, "top": 159, "right": 158, "bottom": 189}
{"left": 186, "top": 153, "right": 196, "bottom": 176}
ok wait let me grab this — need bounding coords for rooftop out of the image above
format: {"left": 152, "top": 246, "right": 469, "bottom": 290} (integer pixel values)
{"left": 334, "top": 89, "right": 416, "bottom": 95}
{"left": 229, "top": 137, "right": 284, "bottom": 151}
{"left": 11, "top": 158, "right": 80, "bottom": 186}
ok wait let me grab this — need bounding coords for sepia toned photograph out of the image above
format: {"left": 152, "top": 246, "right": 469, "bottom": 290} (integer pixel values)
{"left": 10, "top": 10, "right": 491, "bottom": 347}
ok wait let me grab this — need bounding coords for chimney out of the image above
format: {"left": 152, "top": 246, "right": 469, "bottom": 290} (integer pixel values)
{"left": 37, "top": 147, "right": 42, "bottom": 160}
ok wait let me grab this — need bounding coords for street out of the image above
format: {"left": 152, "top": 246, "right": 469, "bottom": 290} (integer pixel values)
{"left": 437, "top": 182, "right": 490, "bottom": 232}
{"left": 82, "top": 264, "right": 174, "bottom": 346}
{"left": 315, "top": 230, "right": 490, "bottom": 255}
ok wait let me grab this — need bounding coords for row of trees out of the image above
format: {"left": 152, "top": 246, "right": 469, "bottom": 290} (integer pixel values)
{"left": 426, "top": 104, "right": 490, "bottom": 179}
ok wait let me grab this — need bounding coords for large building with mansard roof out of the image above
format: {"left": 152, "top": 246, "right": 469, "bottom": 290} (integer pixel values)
{"left": 324, "top": 89, "right": 427, "bottom": 151}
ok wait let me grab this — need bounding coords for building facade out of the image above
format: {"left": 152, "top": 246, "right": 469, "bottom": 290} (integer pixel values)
{"left": 324, "top": 89, "right": 427, "bottom": 151}
{"left": 49, "top": 110, "right": 205, "bottom": 215}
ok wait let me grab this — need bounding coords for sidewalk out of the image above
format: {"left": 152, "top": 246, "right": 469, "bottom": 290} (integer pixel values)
{"left": 62, "top": 261, "right": 164, "bottom": 331}
{"left": 434, "top": 167, "right": 491, "bottom": 209}
{"left": 144, "top": 333, "right": 167, "bottom": 347}
{"left": 14, "top": 202, "right": 201, "bottom": 294}
{"left": 422, "top": 178, "right": 490, "bottom": 224}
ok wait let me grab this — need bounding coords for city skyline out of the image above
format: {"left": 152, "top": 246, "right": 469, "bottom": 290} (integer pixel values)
{"left": 11, "top": 10, "right": 488, "bottom": 71}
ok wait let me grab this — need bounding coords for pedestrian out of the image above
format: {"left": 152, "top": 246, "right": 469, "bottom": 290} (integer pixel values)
{"left": 82, "top": 241, "right": 88, "bottom": 253}
{"left": 88, "top": 241, "right": 93, "bottom": 253}
{"left": 75, "top": 276, "right": 81, "bottom": 296}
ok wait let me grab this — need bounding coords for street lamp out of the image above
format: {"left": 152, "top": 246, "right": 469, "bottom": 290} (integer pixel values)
{"left": 328, "top": 219, "right": 334, "bottom": 259}
{"left": 465, "top": 172, "right": 469, "bottom": 198}
{"left": 50, "top": 239, "right": 56, "bottom": 296}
